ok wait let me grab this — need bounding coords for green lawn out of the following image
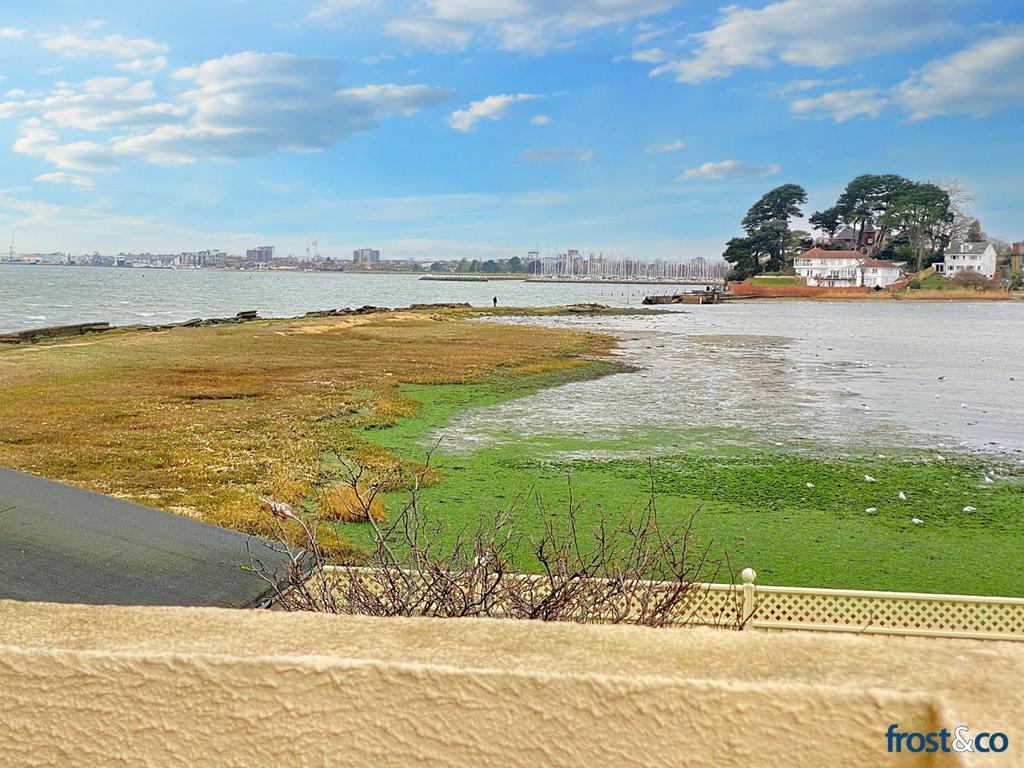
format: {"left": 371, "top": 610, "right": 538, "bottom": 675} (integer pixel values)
{"left": 334, "top": 369, "right": 1024, "bottom": 597}
{"left": 915, "top": 273, "right": 953, "bottom": 289}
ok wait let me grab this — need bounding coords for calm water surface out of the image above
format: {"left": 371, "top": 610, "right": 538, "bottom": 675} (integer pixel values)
{"left": 0, "top": 264, "right": 671, "bottom": 332}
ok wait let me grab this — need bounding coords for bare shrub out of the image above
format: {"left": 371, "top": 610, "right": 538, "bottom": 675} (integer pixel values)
{"left": 951, "top": 271, "right": 1000, "bottom": 290}
{"left": 249, "top": 451, "right": 744, "bottom": 630}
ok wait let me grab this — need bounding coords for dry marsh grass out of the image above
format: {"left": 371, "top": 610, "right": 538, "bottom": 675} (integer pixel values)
{"left": 0, "top": 311, "right": 609, "bottom": 547}
{"left": 317, "top": 484, "right": 387, "bottom": 523}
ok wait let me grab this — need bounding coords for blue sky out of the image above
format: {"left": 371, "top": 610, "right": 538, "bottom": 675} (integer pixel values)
{"left": 1, "top": 0, "right": 1022, "bottom": 261}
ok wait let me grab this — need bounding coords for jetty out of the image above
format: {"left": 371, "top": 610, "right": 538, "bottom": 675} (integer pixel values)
{"left": 642, "top": 290, "right": 728, "bottom": 305}
{"left": 419, "top": 275, "right": 490, "bottom": 282}
{"left": 528, "top": 277, "right": 725, "bottom": 287}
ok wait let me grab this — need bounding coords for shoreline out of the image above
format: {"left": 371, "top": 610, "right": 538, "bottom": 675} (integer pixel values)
{"left": 0, "top": 302, "right": 659, "bottom": 345}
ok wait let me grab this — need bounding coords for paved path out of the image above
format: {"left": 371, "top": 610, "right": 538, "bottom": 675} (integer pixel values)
{"left": 0, "top": 467, "right": 292, "bottom": 607}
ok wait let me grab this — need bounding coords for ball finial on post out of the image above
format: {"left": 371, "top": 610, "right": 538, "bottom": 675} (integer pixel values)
{"left": 741, "top": 567, "right": 757, "bottom": 584}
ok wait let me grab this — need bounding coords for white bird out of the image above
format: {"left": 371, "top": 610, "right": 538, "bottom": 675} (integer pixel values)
{"left": 866, "top": 507, "right": 877, "bottom": 513}
{"left": 984, "top": 476, "right": 994, "bottom": 484}
{"left": 960, "top": 403, "right": 967, "bottom": 408}
{"left": 963, "top": 506, "right": 977, "bottom": 513}
{"left": 806, "top": 482, "right": 815, "bottom": 489}
{"left": 864, "top": 475, "right": 877, "bottom": 483}
{"left": 898, "top": 491, "right": 907, "bottom": 500}
{"left": 912, "top": 517, "right": 923, "bottom": 525}
{"left": 936, "top": 455, "right": 945, "bottom": 461}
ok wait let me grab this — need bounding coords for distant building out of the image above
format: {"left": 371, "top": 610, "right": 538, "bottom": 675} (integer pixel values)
{"left": 353, "top": 248, "right": 381, "bottom": 264}
{"left": 831, "top": 223, "right": 877, "bottom": 253}
{"left": 933, "top": 241, "right": 997, "bottom": 280}
{"left": 1011, "top": 242, "right": 1023, "bottom": 276}
{"left": 793, "top": 248, "right": 903, "bottom": 288}
{"left": 178, "top": 250, "right": 229, "bottom": 268}
{"left": 246, "top": 246, "right": 275, "bottom": 263}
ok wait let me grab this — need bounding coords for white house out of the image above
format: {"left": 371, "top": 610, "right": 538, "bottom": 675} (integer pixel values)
{"left": 859, "top": 257, "right": 905, "bottom": 288}
{"left": 792, "top": 248, "right": 903, "bottom": 288}
{"left": 933, "top": 241, "right": 998, "bottom": 280}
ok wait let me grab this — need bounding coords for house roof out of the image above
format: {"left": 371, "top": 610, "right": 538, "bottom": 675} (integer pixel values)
{"left": 861, "top": 257, "right": 901, "bottom": 269}
{"left": 798, "top": 248, "right": 863, "bottom": 260}
{"left": 947, "top": 241, "right": 992, "bottom": 255}
{"left": 0, "top": 467, "right": 303, "bottom": 608}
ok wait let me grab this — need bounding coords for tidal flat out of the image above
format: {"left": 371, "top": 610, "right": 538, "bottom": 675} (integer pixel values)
{"left": 341, "top": 302, "right": 1024, "bottom": 596}
{"left": 2, "top": 303, "right": 1022, "bottom": 596}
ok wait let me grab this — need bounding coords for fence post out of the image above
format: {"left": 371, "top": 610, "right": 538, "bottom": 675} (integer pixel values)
{"left": 741, "top": 568, "right": 757, "bottom": 629}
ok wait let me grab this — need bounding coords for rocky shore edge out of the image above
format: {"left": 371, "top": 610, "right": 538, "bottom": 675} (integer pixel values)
{"left": 0, "top": 303, "right": 476, "bottom": 345}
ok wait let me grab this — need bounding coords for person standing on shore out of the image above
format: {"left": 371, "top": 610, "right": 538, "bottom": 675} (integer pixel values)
{"left": 493, "top": 296, "right": 498, "bottom": 307}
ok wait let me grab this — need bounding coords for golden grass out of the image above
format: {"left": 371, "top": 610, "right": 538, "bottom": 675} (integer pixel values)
{"left": 317, "top": 484, "right": 387, "bottom": 523}
{"left": 0, "top": 311, "right": 606, "bottom": 551}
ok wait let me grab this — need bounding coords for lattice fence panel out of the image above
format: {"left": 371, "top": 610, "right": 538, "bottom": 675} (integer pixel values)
{"left": 752, "top": 589, "right": 1024, "bottom": 639}
{"left": 682, "top": 586, "right": 745, "bottom": 628}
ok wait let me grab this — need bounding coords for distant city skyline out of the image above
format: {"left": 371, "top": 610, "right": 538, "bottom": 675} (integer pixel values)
{"left": 1, "top": 1, "right": 1022, "bottom": 260}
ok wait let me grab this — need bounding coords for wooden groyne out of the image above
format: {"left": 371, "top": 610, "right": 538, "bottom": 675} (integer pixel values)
{"left": 0, "top": 322, "right": 112, "bottom": 344}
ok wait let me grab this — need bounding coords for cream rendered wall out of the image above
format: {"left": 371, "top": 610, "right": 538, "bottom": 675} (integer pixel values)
{"left": 2, "top": 600, "right": 1022, "bottom": 767}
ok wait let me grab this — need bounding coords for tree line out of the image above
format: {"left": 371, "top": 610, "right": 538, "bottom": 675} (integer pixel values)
{"left": 723, "top": 174, "right": 988, "bottom": 280}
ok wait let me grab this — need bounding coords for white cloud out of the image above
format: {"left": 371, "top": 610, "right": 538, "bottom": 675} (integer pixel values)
{"left": 305, "top": 0, "right": 380, "bottom": 22}
{"left": 790, "top": 88, "right": 886, "bottom": 122}
{"left": 650, "top": 0, "right": 956, "bottom": 83}
{"left": 645, "top": 138, "right": 685, "bottom": 153}
{"left": 632, "top": 20, "right": 682, "bottom": 46}
{"left": 113, "top": 52, "right": 453, "bottom": 164}
{"left": 520, "top": 147, "right": 594, "bottom": 162}
{"left": 780, "top": 79, "right": 826, "bottom": 94}
{"left": 41, "top": 32, "right": 168, "bottom": 59}
{"left": 530, "top": 114, "right": 551, "bottom": 126}
{"left": 324, "top": 0, "right": 683, "bottom": 54}
{"left": 35, "top": 172, "right": 95, "bottom": 188}
{"left": 449, "top": 93, "right": 539, "bottom": 132}
{"left": 0, "top": 77, "right": 182, "bottom": 132}
{"left": 631, "top": 47, "right": 670, "bottom": 64}
{"left": 0, "top": 52, "right": 452, "bottom": 170}
{"left": 115, "top": 56, "right": 168, "bottom": 75}
{"left": 894, "top": 27, "right": 1024, "bottom": 120}
{"left": 678, "top": 160, "right": 779, "bottom": 181}
{"left": 384, "top": 17, "right": 473, "bottom": 51}
{"left": 13, "top": 119, "right": 120, "bottom": 171}
{"left": 0, "top": 27, "right": 26, "bottom": 39}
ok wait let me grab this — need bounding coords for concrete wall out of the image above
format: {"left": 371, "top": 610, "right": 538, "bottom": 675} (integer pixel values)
{"left": 1, "top": 599, "right": 1021, "bottom": 767}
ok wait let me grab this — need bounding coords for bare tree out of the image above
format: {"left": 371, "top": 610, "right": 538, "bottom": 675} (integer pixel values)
{"left": 932, "top": 178, "right": 977, "bottom": 244}
{"left": 248, "top": 454, "right": 745, "bottom": 630}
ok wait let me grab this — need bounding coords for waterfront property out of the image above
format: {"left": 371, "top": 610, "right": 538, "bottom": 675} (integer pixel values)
{"left": 793, "top": 247, "right": 903, "bottom": 288}
{"left": 934, "top": 240, "right": 999, "bottom": 279}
